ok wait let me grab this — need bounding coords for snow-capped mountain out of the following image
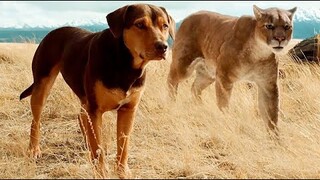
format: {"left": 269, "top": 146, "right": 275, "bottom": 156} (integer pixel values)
{"left": 292, "top": 7, "right": 320, "bottom": 39}
{"left": 0, "top": 18, "right": 106, "bottom": 30}
{"left": 294, "top": 7, "right": 320, "bottom": 22}
{"left": 0, "top": 7, "right": 319, "bottom": 43}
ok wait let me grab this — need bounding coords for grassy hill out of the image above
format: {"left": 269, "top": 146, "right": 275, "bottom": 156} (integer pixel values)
{"left": 1, "top": 41, "right": 320, "bottom": 178}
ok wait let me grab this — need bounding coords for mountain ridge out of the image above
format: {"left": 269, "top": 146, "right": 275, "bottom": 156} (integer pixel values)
{"left": 1, "top": 7, "right": 319, "bottom": 30}
{"left": 0, "top": 7, "right": 319, "bottom": 42}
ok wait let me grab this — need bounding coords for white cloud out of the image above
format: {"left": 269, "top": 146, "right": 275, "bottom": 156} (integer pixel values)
{"left": 0, "top": 1, "right": 109, "bottom": 28}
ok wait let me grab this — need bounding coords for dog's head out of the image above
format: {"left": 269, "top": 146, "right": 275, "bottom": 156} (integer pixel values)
{"left": 106, "top": 4, "right": 175, "bottom": 62}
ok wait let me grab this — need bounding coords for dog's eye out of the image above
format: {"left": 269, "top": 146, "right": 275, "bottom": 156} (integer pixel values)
{"left": 163, "top": 24, "right": 169, "bottom": 30}
{"left": 284, "top": 25, "right": 291, "bottom": 30}
{"left": 135, "top": 22, "right": 145, "bottom": 29}
{"left": 265, "top": 24, "right": 274, "bottom": 30}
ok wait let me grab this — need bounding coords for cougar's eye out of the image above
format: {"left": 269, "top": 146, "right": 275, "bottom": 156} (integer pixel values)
{"left": 284, "top": 24, "right": 291, "bottom": 30}
{"left": 265, "top": 24, "right": 274, "bottom": 30}
{"left": 135, "top": 22, "right": 145, "bottom": 29}
{"left": 163, "top": 24, "right": 169, "bottom": 30}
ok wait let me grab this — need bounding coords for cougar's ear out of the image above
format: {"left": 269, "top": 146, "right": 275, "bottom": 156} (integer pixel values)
{"left": 253, "top": 5, "right": 265, "bottom": 20}
{"left": 287, "top": 7, "right": 297, "bottom": 20}
{"left": 106, "top": 5, "right": 129, "bottom": 38}
{"left": 160, "top": 7, "right": 176, "bottom": 40}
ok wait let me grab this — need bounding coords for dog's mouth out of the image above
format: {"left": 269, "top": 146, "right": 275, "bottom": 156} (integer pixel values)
{"left": 139, "top": 54, "right": 145, "bottom": 59}
{"left": 157, "top": 52, "right": 167, "bottom": 60}
{"left": 153, "top": 53, "right": 167, "bottom": 61}
{"left": 139, "top": 51, "right": 167, "bottom": 61}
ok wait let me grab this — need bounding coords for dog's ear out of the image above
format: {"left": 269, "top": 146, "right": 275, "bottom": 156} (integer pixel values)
{"left": 106, "top": 5, "right": 129, "bottom": 38}
{"left": 160, "top": 7, "right": 175, "bottom": 40}
{"left": 168, "top": 15, "right": 176, "bottom": 40}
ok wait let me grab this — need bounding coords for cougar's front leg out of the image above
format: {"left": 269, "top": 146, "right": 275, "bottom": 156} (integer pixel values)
{"left": 255, "top": 60, "right": 280, "bottom": 136}
{"left": 257, "top": 79, "right": 279, "bottom": 136}
{"left": 215, "top": 73, "right": 234, "bottom": 111}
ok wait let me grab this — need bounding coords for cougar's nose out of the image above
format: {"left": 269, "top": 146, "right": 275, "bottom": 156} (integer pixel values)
{"left": 274, "top": 36, "right": 285, "bottom": 42}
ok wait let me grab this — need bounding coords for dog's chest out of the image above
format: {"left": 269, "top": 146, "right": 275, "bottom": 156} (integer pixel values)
{"left": 94, "top": 81, "right": 143, "bottom": 111}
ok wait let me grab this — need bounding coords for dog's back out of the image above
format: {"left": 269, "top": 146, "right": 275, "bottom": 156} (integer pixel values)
{"left": 20, "top": 27, "right": 97, "bottom": 100}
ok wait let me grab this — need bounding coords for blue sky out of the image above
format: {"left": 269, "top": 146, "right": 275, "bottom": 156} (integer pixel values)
{"left": 0, "top": 1, "right": 319, "bottom": 28}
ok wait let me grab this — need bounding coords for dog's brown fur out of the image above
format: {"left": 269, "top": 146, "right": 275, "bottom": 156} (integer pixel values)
{"left": 167, "top": 5, "right": 296, "bottom": 136}
{"left": 20, "top": 4, "right": 175, "bottom": 178}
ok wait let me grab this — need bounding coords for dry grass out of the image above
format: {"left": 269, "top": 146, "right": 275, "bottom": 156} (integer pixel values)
{"left": 1, "top": 40, "right": 320, "bottom": 178}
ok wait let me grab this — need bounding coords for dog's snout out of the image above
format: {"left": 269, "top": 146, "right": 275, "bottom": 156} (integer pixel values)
{"left": 155, "top": 41, "right": 168, "bottom": 53}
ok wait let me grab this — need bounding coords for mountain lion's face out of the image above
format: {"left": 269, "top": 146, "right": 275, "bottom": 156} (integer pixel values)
{"left": 253, "top": 5, "right": 297, "bottom": 54}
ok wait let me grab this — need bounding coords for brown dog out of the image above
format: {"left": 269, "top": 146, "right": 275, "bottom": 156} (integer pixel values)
{"left": 20, "top": 4, "right": 175, "bottom": 178}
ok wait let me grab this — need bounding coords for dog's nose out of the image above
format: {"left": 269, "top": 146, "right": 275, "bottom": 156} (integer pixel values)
{"left": 154, "top": 41, "right": 168, "bottom": 53}
{"left": 274, "top": 36, "right": 285, "bottom": 42}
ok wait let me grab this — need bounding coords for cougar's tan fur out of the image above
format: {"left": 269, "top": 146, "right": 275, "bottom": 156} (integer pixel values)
{"left": 167, "top": 5, "right": 297, "bottom": 135}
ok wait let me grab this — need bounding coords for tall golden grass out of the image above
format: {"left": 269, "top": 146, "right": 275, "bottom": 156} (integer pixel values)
{"left": 1, "top": 40, "right": 320, "bottom": 178}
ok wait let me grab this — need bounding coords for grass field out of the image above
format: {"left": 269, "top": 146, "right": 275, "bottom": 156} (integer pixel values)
{"left": 1, "top": 40, "right": 320, "bottom": 178}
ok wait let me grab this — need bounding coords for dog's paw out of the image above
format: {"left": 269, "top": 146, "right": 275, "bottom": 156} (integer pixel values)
{"left": 116, "top": 164, "right": 132, "bottom": 179}
{"left": 93, "top": 167, "right": 108, "bottom": 179}
{"left": 28, "top": 145, "right": 42, "bottom": 159}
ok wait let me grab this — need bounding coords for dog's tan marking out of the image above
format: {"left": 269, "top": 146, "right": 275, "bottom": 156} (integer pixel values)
{"left": 124, "top": 15, "right": 171, "bottom": 69}
{"left": 20, "top": 4, "right": 175, "bottom": 178}
{"left": 94, "top": 81, "right": 144, "bottom": 112}
{"left": 29, "top": 64, "right": 60, "bottom": 158}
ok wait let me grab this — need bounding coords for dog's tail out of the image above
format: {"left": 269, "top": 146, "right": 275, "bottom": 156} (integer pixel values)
{"left": 20, "top": 84, "right": 34, "bottom": 100}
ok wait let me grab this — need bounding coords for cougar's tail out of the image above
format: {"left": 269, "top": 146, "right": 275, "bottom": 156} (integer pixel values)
{"left": 19, "top": 84, "right": 34, "bottom": 100}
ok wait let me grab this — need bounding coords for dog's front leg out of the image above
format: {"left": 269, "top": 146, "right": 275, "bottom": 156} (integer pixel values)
{"left": 85, "top": 111, "right": 107, "bottom": 178}
{"left": 116, "top": 106, "right": 137, "bottom": 178}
